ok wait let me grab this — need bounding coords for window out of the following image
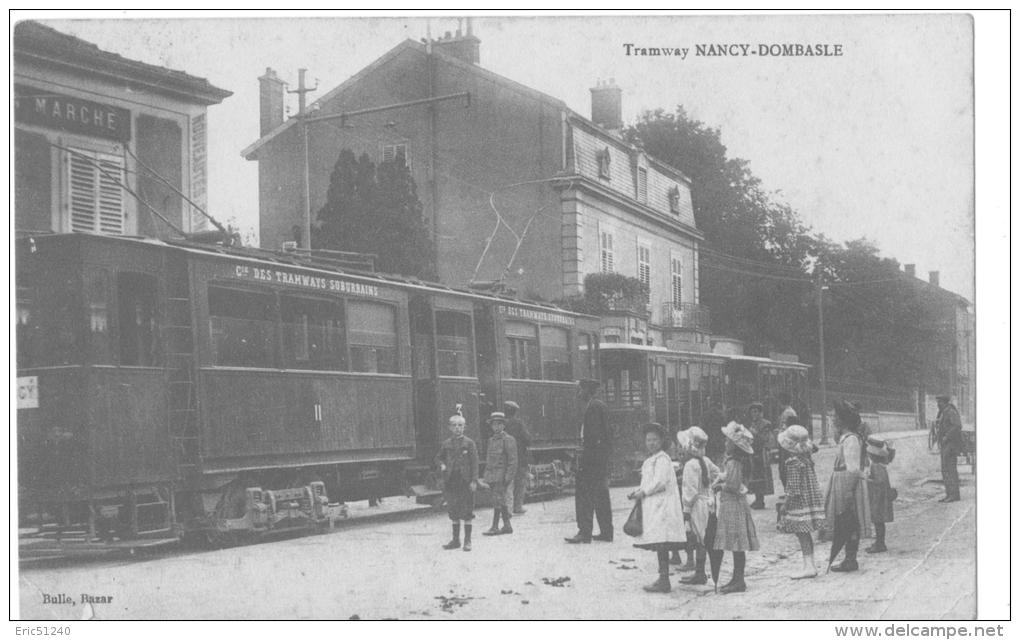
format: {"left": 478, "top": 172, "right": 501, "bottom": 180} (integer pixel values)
{"left": 540, "top": 326, "right": 572, "bottom": 381}
{"left": 637, "top": 167, "right": 648, "bottom": 203}
{"left": 65, "top": 148, "right": 125, "bottom": 235}
{"left": 209, "top": 286, "right": 276, "bottom": 367}
{"left": 382, "top": 143, "right": 410, "bottom": 168}
{"left": 637, "top": 244, "right": 651, "bottom": 302}
{"left": 597, "top": 148, "right": 611, "bottom": 179}
{"left": 16, "top": 286, "right": 36, "bottom": 369}
{"left": 348, "top": 301, "right": 399, "bottom": 374}
{"left": 671, "top": 256, "right": 683, "bottom": 308}
{"left": 15, "top": 129, "right": 51, "bottom": 232}
{"left": 436, "top": 310, "right": 475, "bottom": 377}
{"left": 85, "top": 270, "right": 112, "bottom": 364}
{"left": 118, "top": 272, "right": 159, "bottom": 366}
{"left": 16, "top": 278, "right": 79, "bottom": 368}
{"left": 668, "top": 186, "right": 681, "bottom": 214}
{"left": 576, "top": 331, "right": 596, "bottom": 380}
{"left": 600, "top": 230, "right": 615, "bottom": 273}
{"left": 281, "top": 295, "right": 347, "bottom": 371}
{"left": 504, "top": 321, "right": 540, "bottom": 380}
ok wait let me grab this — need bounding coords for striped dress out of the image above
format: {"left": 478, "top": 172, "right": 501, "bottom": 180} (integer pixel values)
{"left": 712, "top": 456, "right": 760, "bottom": 552}
{"left": 778, "top": 454, "right": 826, "bottom": 533}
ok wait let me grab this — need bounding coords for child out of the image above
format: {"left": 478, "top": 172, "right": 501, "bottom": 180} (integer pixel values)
{"left": 627, "top": 423, "right": 686, "bottom": 593}
{"left": 710, "top": 421, "right": 760, "bottom": 594}
{"left": 480, "top": 412, "right": 518, "bottom": 536}
{"left": 678, "top": 427, "right": 720, "bottom": 586}
{"left": 865, "top": 436, "right": 896, "bottom": 553}
{"left": 670, "top": 430, "right": 695, "bottom": 569}
{"left": 434, "top": 413, "right": 479, "bottom": 551}
{"left": 777, "top": 424, "right": 826, "bottom": 579}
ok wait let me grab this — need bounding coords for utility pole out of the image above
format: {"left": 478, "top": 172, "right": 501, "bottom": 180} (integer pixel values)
{"left": 816, "top": 271, "right": 829, "bottom": 444}
{"left": 288, "top": 69, "right": 318, "bottom": 250}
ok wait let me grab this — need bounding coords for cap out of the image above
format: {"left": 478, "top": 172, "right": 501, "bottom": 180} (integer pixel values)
{"left": 503, "top": 400, "right": 520, "bottom": 410}
{"left": 486, "top": 411, "right": 507, "bottom": 424}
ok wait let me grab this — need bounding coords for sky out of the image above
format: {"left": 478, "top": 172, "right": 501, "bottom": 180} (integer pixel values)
{"left": 40, "top": 13, "right": 975, "bottom": 301}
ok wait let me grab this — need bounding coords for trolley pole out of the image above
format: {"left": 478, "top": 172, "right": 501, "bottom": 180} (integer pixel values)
{"left": 288, "top": 69, "right": 318, "bottom": 251}
{"left": 816, "top": 271, "right": 829, "bottom": 444}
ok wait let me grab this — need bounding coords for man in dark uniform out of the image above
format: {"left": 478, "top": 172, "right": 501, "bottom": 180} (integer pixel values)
{"left": 935, "top": 394, "right": 962, "bottom": 502}
{"left": 700, "top": 399, "right": 727, "bottom": 465}
{"left": 503, "top": 400, "right": 532, "bottom": 515}
{"left": 565, "top": 378, "right": 613, "bottom": 544}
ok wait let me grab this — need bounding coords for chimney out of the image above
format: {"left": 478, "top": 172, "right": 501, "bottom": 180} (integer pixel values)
{"left": 590, "top": 78, "right": 623, "bottom": 132}
{"left": 432, "top": 19, "right": 480, "bottom": 65}
{"left": 259, "top": 67, "right": 285, "bottom": 136}
{"left": 929, "top": 271, "right": 940, "bottom": 287}
{"left": 904, "top": 264, "right": 916, "bottom": 278}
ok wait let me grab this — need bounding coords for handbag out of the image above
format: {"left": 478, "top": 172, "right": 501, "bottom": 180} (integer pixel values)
{"left": 623, "top": 500, "right": 643, "bottom": 537}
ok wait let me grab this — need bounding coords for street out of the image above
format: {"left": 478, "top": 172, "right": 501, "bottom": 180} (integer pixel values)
{"left": 18, "top": 431, "right": 975, "bottom": 620}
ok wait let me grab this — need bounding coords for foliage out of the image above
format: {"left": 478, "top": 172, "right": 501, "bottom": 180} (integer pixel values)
{"left": 558, "top": 272, "right": 649, "bottom": 316}
{"left": 314, "top": 149, "right": 436, "bottom": 280}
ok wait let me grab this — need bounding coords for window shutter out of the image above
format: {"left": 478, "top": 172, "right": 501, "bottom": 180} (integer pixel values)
{"left": 382, "top": 144, "right": 396, "bottom": 164}
{"left": 66, "top": 148, "right": 125, "bottom": 235}
{"left": 671, "top": 256, "right": 683, "bottom": 307}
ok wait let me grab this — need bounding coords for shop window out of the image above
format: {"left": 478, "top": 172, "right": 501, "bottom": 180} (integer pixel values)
{"left": 209, "top": 286, "right": 276, "bottom": 367}
{"left": 503, "top": 321, "right": 540, "bottom": 380}
{"left": 540, "top": 326, "right": 572, "bottom": 381}
{"left": 118, "top": 272, "right": 159, "bottom": 366}
{"left": 86, "top": 270, "right": 112, "bottom": 364}
{"left": 281, "top": 295, "right": 346, "bottom": 371}
{"left": 436, "top": 310, "right": 475, "bottom": 377}
{"left": 65, "top": 148, "right": 125, "bottom": 235}
{"left": 348, "top": 301, "right": 399, "bottom": 374}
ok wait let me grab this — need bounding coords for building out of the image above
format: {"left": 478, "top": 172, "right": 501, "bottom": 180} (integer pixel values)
{"left": 242, "top": 26, "right": 709, "bottom": 348}
{"left": 14, "top": 21, "right": 232, "bottom": 239}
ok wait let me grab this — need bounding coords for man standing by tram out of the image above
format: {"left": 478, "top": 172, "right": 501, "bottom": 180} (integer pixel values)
{"left": 934, "top": 394, "right": 962, "bottom": 503}
{"left": 503, "top": 400, "right": 532, "bottom": 515}
{"left": 565, "top": 378, "right": 614, "bottom": 544}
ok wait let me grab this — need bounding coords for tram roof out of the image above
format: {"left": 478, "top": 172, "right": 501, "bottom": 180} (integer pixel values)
{"left": 19, "top": 232, "right": 599, "bottom": 321}
{"left": 599, "top": 343, "right": 811, "bottom": 369}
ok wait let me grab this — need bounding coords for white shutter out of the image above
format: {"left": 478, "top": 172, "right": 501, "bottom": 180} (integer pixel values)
{"left": 382, "top": 144, "right": 396, "bottom": 164}
{"left": 600, "top": 230, "right": 615, "bottom": 273}
{"left": 637, "top": 167, "right": 648, "bottom": 203}
{"left": 671, "top": 256, "right": 683, "bottom": 307}
{"left": 65, "top": 148, "right": 125, "bottom": 235}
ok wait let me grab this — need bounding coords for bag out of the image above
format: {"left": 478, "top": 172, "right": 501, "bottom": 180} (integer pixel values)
{"left": 890, "top": 487, "right": 899, "bottom": 501}
{"left": 623, "top": 500, "right": 643, "bottom": 537}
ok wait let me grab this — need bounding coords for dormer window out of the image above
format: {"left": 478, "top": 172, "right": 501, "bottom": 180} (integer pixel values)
{"left": 668, "top": 185, "right": 681, "bottom": 214}
{"left": 597, "top": 148, "right": 611, "bottom": 180}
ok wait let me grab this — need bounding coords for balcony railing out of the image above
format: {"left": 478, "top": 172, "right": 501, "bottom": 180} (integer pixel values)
{"left": 661, "top": 302, "right": 711, "bottom": 331}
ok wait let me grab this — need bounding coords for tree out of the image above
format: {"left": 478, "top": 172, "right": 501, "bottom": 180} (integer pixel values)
{"left": 558, "top": 273, "right": 649, "bottom": 317}
{"left": 314, "top": 149, "right": 436, "bottom": 280}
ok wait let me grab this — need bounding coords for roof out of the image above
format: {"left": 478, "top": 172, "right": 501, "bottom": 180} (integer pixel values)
{"left": 241, "top": 37, "right": 688, "bottom": 184}
{"left": 14, "top": 20, "right": 232, "bottom": 106}
{"left": 19, "top": 231, "right": 594, "bottom": 319}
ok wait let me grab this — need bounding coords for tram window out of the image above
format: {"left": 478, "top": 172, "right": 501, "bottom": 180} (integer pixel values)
{"left": 348, "top": 301, "right": 399, "bottom": 374}
{"left": 281, "top": 296, "right": 346, "bottom": 371}
{"left": 118, "top": 273, "right": 160, "bottom": 366}
{"left": 576, "top": 332, "right": 595, "bottom": 380}
{"left": 85, "top": 270, "right": 112, "bottom": 364}
{"left": 16, "top": 286, "right": 36, "bottom": 369}
{"left": 503, "top": 321, "right": 540, "bottom": 380}
{"left": 540, "top": 326, "right": 572, "bottom": 381}
{"left": 435, "top": 310, "right": 474, "bottom": 377}
{"left": 208, "top": 286, "right": 276, "bottom": 367}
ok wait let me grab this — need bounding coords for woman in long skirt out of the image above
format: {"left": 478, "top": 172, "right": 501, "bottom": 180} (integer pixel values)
{"left": 746, "top": 402, "right": 775, "bottom": 509}
{"left": 824, "top": 400, "right": 871, "bottom": 573}
{"left": 628, "top": 423, "right": 686, "bottom": 593}
{"left": 711, "top": 421, "right": 760, "bottom": 594}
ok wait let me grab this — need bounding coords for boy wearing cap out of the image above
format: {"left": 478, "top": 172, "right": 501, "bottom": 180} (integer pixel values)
{"left": 481, "top": 412, "right": 518, "bottom": 536}
{"left": 435, "top": 413, "right": 479, "bottom": 551}
{"left": 866, "top": 437, "right": 896, "bottom": 553}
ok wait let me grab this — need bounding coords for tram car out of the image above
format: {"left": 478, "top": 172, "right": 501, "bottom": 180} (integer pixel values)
{"left": 16, "top": 233, "right": 600, "bottom": 545}
{"left": 599, "top": 343, "right": 811, "bottom": 483}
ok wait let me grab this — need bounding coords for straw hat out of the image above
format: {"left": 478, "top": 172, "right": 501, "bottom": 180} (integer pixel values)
{"left": 721, "top": 421, "right": 754, "bottom": 454}
{"left": 687, "top": 426, "right": 709, "bottom": 446}
{"left": 486, "top": 412, "right": 507, "bottom": 424}
{"left": 866, "top": 435, "right": 895, "bottom": 462}
{"left": 503, "top": 400, "right": 520, "bottom": 411}
{"left": 778, "top": 424, "right": 814, "bottom": 455}
{"left": 676, "top": 429, "right": 692, "bottom": 452}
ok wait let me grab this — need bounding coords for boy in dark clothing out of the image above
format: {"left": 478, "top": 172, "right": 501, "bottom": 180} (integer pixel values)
{"left": 480, "top": 412, "right": 518, "bottom": 536}
{"left": 435, "top": 413, "right": 479, "bottom": 551}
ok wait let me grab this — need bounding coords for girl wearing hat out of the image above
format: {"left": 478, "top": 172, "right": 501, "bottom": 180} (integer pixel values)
{"left": 777, "top": 425, "right": 826, "bottom": 579}
{"left": 710, "top": 421, "right": 760, "bottom": 594}
{"left": 678, "top": 427, "right": 720, "bottom": 586}
{"left": 865, "top": 437, "right": 895, "bottom": 554}
{"left": 627, "top": 423, "right": 686, "bottom": 593}
{"left": 824, "top": 400, "right": 872, "bottom": 573}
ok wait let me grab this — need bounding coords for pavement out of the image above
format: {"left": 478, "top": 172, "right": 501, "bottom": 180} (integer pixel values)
{"left": 17, "top": 430, "right": 976, "bottom": 620}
